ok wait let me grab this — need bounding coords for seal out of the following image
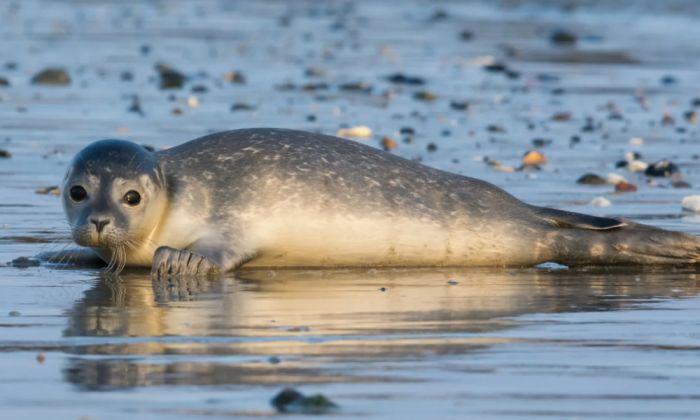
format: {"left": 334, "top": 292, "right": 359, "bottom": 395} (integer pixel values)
{"left": 61, "top": 128, "right": 700, "bottom": 276}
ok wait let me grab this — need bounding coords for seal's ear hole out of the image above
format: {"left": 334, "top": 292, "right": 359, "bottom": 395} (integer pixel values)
{"left": 69, "top": 185, "right": 88, "bottom": 202}
{"left": 123, "top": 190, "right": 142, "bottom": 206}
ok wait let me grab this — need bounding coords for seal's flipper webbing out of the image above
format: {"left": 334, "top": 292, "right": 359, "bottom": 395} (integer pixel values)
{"left": 535, "top": 207, "right": 625, "bottom": 231}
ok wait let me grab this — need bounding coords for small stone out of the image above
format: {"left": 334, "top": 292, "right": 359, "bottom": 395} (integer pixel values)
{"left": 589, "top": 196, "right": 611, "bottom": 207}
{"left": 682, "top": 195, "right": 700, "bottom": 212}
{"left": 447, "top": 280, "right": 458, "bottom": 285}
{"left": 413, "top": 91, "right": 437, "bottom": 101}
{"left": 459, "top": 30, "right": 474, "bottom": 41}
{"left": 400, "top": 127, "right": 415, "bottom": 136}
{"left": 190, "top": 84, "right": 208, "bottom": 93}
{"left": 645, "top": 159, "right": 680, "bottom": 177}
{"left": 268, "top": 356, "right": 281, "bottom": 364}
{"left": 379, "top": 287, "right": 387, "bottom": 292}
{"left": 550, "top": 29, "right": 577, "bottom": 45}
{"left": 155, "top": 62, "right": 185, "bottom": 89}
{"left": 31, "top": 68, "right": 71, "bottom": 86}
{"left": 629, "top": 137, "right": 644, "bottom": 146}
{"left": 36, "top": 353, "right": 45, "bottom": 364}
{"left": 127, "top": 95, "right": 144, "bottom": 115}
{"left": 171, "top": 107, "right": 183, "bottom": 115}
{"left": 230, "top": 102, "right": 256, "bottom": 112}
{"left": 551, "top": 111, "right": 572, "bottom": 121}
{"left": 384, "top": 73, "right": 425, "bottom": 85}
{"left": 271, "top": 388, "right": 338, "bottom": 414}
{"left": 532, "top": 138, "right": 552, "bottom": 148}
{"left": 685, "top": 110, "right": 698, "bottom": 124}
{"left": 660, "top": 75, "right": 677, "bottom": 85}
{"left": 223, "top": 71, "right": 246, "bottom": 84}
{"left": 483, "top": 62, "right": 508, "bottom": 73}
{"left": 186, "top": 95, "right": 199, "bottom": 108}
{"left": 449, "top": 100, "right": 469, "bottom": 111}
{"left": 0, "top": 149, "right": 10, "bottom": 158}
{"left": 522, "top": 150, "right": 546, "bottom": 166}
{"left": 336, "top": 125, "right": 372, "bottom": 139}
{"left": 615, "top": 182, "right": 637, "bottom": 193}
{"left": 486, "top": 124, "right": 505, "bottom": 133}
{"left": 35, "top": 186, "right": 60, "bottom": 195}
{"left": 8, "top": 310, "right": 20, "bottom": 316}
{"left": 426, "top": 143, "right": 438, "bottom": 152}
{"left": 120, "top": 71, "right": 133, "bottom": 81}
{"left": 661, "top": 113, "right": 675, "bottom": 126}
{"left": 0, "top": 77, "right": 9, "bottom": 87}
{"left": 673, "top": 180, "right": 692, "bottom": 189}
{"left": 339, "top": 81, "right": 372, "bottom": 93}
{"left": 576, "top": 173, "right": 607, "bottom": 185}
{"left": 381, "top": 137, "right": 398, "bottom": 151}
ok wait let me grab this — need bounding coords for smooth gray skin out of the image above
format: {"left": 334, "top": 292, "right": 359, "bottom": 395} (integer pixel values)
{"left": 62, "top": 128, "right": 700, "bottom": 277}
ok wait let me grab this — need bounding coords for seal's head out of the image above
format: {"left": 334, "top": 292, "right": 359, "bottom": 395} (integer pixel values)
{"left": 62, "top": 140, "right": 167, "bottom": 251}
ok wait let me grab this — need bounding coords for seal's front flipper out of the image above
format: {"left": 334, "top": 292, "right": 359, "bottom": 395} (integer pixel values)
{"left": 534, "top": 207, "right": 625, "bottom": 231}
{"left": 151, "top": 246, "right": 220, "bottom": 278}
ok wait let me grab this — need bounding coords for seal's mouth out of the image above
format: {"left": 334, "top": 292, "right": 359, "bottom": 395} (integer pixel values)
{"left": 71, "top": 226, "right": 127, "bottom": 249}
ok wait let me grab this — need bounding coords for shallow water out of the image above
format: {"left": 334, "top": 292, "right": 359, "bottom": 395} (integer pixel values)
{"left": 2, "top": 0, "right": 700, "bottom": 418}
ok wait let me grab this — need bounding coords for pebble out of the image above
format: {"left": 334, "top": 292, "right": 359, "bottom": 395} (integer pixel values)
{"left": 447, "top": 279, "right": 459, "bottom": 285}
{"left": 685, "top": 110, "right": 698, "bottom": 124}
{"left": 230, "top": 103, "right": 256, "bottom": 112}
{"left": 589, "top": 196, "right": 611, "bottom": 207}
{"left": 522, "top": 150, "right": 546, "bottom": 166}
{"left": 127, "top": 95, "right": 144, "bottom": 115}
{"left": 8, "top": 310, "right": 20, "bottom": 317}
{"left": 0, "top": 149, "right": 10, "bottom": 158}
{"left": 381, "top": 137, "right": 398, "bottom": 151}
{"left": 645, "top": 159, "right": 680, "bottom": 177}
{"left": 35, "top": 186, "right": 60, "bottom": 195}
{"left": 681, "top": 196, "right": 700, "bottom": 212}
{"left": 426, "top": 143, "right": 438, "bottom": 152}
{"left": 413, "top": 91, "right": 437, "bottom": 101}
{"left": 628, "top": 137, "right": 644, "bottom": 146}
{"left": 271, "top": 388, "right": 338, "bottom": 414}
{"left": 385, "top": 73, "right": 425, "bottom": 85}
{"left": 31, "top": 68, "right": 71, "bottom": 85}
{"left": 551, "top": 111, "right": 572, "bottom": 121}
{"left": 339, "top": 81, "right": 372, "bottom": 93}
{"left": 0, "top": 77, "right": 9, "bottom": 86}
{"left": 577, "top": 173, "right": 607, "bottom": 185}
{"left": 186, "top": 95, "right": 199, "bottom": 108}
{"left": 614, "top": 182, "right": 638, "bottom": 193}
{"left": 336, "top": 125, "right": 372, "bottom": 139}
{"left": 223, "top": 71, "right": 246, "bottom": 84}
{"left": 532, "top": 138, "right": 552, "bottom": 148}
{"left": 550, "top": 29, "right": 577, "bottom": 45}
{"left": 155, "top": 62, "right": 185, "bottom": 89}
{"left": 486, "top": 124, "right": 505, "bottom": 133}
{"left": 449, "top": 100, "right": 469, "bottom": 111}
{"left": 661, "top": 113, "right": 675, "bottom": 126}
{"left": 459, "top": 30, "right": 474, "bottom": 41}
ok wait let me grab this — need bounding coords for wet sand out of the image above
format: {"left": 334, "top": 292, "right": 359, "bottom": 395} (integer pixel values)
{"left": 2, "top": 0, "right": 700, "bottom": 418}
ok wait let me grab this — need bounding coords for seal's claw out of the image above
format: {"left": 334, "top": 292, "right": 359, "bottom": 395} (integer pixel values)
{"left": 152, "top": 246, "right": 220, "bottom": 278}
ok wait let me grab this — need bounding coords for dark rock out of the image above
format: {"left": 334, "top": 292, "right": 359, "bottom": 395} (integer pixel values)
{"left": 385, "top": 73, "right": 425, "bottom": 85}
{"left": 660, "top": 75, "right": 678, "bottom": 85}
{"left": 10, "top": 257, "right": 40, "bottom": 268}
{"left": 426, "top": 143, "right": 438, "bottom": 152}
{"left": 5, "top": 62, "right": 17, "bottom": 70}
{"left": 271, "top": 388, "right": 338, "bottom": 414}
{"left": 31, "top": 68, "right": 71, "bottom": 86}
{"left": 0, "top": 77, "right": 9, "bottom": 87}
{"left": 302, "top": 82, "right": 329, "bottom": 91}
{"left": 339, "top": 81, "right": 372, "bottom": 93}
{"left": 430, "top": 9, "right": 448, "bottom": 21}
{"left": 128, "top": 95, "right": 144, "bottom": 116}
{"left": 413, "top": 91, "right": 436, "bottom": 101}
{"left": 487, "top": 124, "right": 505, "bottom": 133}
{"left": 645, "top": 159, "right": 680, "bottom": 177}
{"left": 140, "top": 45, "right": 151, "bottom": 55}
{"left": 577, "top": 173, "right": 607, "bottom": 185}
{"left": 224, "top": 71, "right": 246, "bottom": 84}
{"left": 120, "top": 71, "right": 133, "bottom": 81}
{"left": 306, "top": 114, "right": 316, "bottom": 122}
{"left": 141, "top": 144, "right": 155, "bottom": 152}
{"left": 532, "top": 138, "right": 552, "bottom": 148}
{"left": 483, "top": 62, "right": 508, "bottom": 73}
{"left": 692, "top": 98, "right": 700, "bottom": 107}
{"left": 155, "top": 63, "right": 186, "bottom": 89}
{"left": 0, "top": 149, "right": 10, "bottom": 158}
{"left": 459, "top": 30, "right": 474, "bottom": 41}
{"left": 450, "top": 100, "right": 469, "bottom": 111}
{"left": 230, "top": 103, "right": 256, "bottom": 112}
{"left": 550, "top": 29, "right": 577, "bottom": 45}
{"left": 672, "top": 180, "right": 692, "bottom": 188}
{"left": 400, "top": 127, "right": 415, "bottom": 136}
{"left": 190, "top": 84, "right": 208, "bottom": 93}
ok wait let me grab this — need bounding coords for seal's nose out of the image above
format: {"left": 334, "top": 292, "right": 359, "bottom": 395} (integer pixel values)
{"left": 90, "top": 218, "right": 111, "bottom": 233}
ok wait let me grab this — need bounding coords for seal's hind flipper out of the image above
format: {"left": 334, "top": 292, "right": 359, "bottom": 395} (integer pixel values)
{"left": 535, "top": 207, "right": 625, "bottom": 231}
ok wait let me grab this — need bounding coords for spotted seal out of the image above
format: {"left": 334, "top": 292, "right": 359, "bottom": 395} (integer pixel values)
{"left": 60, "top": 128, "right": 700, "bottom": 276}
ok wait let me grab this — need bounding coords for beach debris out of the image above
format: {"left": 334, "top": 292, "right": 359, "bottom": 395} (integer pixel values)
{"left": 550, "top": 29, "right": 577, "bottom": 45}
{"left": 644, "top": 159, "right": 680, "bottom": 177}
{"left": 384, "top": 73, "right": 425, "bottom": 85}
{"left": 186, "top": 95, "right": 199, "bottom": 108}
{"left": 230, "top": 102, "right": 256, "bottom": 112}
{"left": 336, "top": 126, "right": 372, "bottom": 139}
{"left": 413, "top": 91, "right": 437, "bottom": 101}
{"left": 551, "top": 111, "right": 572, "bottom": 121}
{"left": 577, "top": 173, "right": 606, "bottom": 185}
{"left": 10, "top": 256, "right": 40, "bottom": 268}
{"left": 31, "top": 68, "right": 71, "bottom": 85}
{"left": 685, "top": 110, "right": 698, "bottom": 124}
{"left": 339, "top": 81, "right": 372, "bottom": 93}
{"left": 155, "top": 62, "right": 186, "bottom": 89}
{"left": 522, "top": 150, "right": 546, "bottom": 166}
{"left": 381, "top": 137, "right": 398, "bottom": 151}
{"left": 628, "top": 137, "right": 644, "bottom": 146}
{"left": 681, "top": 196, "right": 700, "bottom": 212}
{"left": 35, "top": 186, "right": 60, "bottom": 196}
{"left": 534, "top": 262, "right": 569, "bottom": 270}
{"left": 223, "top": 70, "right": 246, "bottom": 84}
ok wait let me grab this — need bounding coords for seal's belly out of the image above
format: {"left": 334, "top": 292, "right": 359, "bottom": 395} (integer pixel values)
{"left": 242, "top": 211, "right": 515, "bottom": 267}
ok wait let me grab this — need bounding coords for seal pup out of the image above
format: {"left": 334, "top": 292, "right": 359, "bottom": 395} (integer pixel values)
{"left": 61, "top": 128, "right": 700, "bottom": 276}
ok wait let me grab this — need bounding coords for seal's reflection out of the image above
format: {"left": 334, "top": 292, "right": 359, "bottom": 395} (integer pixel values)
{"left": 63, "top": 268, "right": 700, "bottom": 390}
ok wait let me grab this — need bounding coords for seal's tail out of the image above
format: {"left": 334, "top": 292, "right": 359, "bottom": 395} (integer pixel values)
{"left": 535, "top": 207, "right": 700, "bottom": 265}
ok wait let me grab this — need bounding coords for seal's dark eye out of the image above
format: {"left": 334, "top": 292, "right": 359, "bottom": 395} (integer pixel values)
{"left": 124, "top": 190, "right": 141, "bottom": 206}
{"left": 69, "top": 186, "right": 87, "bottom": 202}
